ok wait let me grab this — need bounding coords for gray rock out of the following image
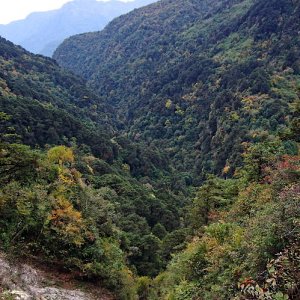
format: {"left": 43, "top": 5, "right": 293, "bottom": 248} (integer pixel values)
{"left": 10, "top": 290, "right": 33, "bottom": 300}
{"left": 0, "top": 255, "right": 96, "bottom": 300}
{"left": 19, "top": 265, "right": 39, "bottom": 287}
{"left": 31, "top": 287, "right": 88, "bottom": 300}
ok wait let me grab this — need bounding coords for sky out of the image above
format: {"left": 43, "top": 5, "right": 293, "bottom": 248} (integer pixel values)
{"left": 0, "top": 0, "right": 132, "bottom": 24}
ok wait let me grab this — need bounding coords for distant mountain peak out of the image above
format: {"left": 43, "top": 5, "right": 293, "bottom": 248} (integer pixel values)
{"left": 0, "top": 0, "right": 156, "bottom": 56}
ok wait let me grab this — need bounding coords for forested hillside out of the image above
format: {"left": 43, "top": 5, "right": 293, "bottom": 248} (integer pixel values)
{"left": 0, "top": 37, "right": 188, "bottom": 299}
{"left": 0, "top": 37, "right": 116, "bottom": 157}
{"left": 1, "top": 0, "right": 300, "bottom": 299}
{"left": 54, "top": 0, "right": 300, "bottom": 182}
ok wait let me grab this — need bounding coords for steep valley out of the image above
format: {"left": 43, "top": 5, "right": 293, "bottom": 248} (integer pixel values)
{"left": 1, "top": 0, "right": 300, "bottom": 299}
{"left": 54, "top": 0, "right": 300, "bottom": 181}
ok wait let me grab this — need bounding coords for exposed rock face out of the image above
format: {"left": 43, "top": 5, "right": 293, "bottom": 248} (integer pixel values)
{"left": 0, "top": 254, "right": 111, "bottom": 300}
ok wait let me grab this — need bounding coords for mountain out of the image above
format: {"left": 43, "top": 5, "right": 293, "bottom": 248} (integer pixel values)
{"left": 54, "top": 1, "right": 300, "bottom": 298}
{"left": 0, "top": 36, "right": 187, "bottom": 298}
{"left": 54, "top": 0, "right": 300, "bottom": 182}
{"left": 0, "top": 0, "right": 156, "bottom": 56}
{"left": 1, "top": 0, "right": 300, "bottom": 299}
{"left": 0, "top": 36, "right": 117, "bottom": 158}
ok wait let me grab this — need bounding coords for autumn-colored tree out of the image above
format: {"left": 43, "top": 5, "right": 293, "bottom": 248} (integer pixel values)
{"left": 48, "top": 195, "right": 86, "bottom": 247}
{"left": 47, "top": 145, "right": 74, "bottom": 167}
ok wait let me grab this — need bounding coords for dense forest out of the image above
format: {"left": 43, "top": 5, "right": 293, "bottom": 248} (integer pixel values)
{"left": 55, "top": 0, "right": 300, "bottom": 182}
{"left": 1, "top": 0, "right": 300, "bottom": 299}
{"left": 0, "top": 36, "right": 189, "bottom": 299}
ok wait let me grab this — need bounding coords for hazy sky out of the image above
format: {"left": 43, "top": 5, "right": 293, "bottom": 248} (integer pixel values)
{"left": 0, "top": 0, "right": 132, "bottom": 24}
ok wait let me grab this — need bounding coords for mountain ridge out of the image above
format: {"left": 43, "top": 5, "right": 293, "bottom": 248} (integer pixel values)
{"left": 54, "top": 0, "right": 300, "bottom": 181}
{"left": 0, "top": 34, "right": 188, "bottom": 298}
{"left": 0, "top": 0, "right": 300, "bottom": 299}
{"left": 0, "top": 0, "right": 156, "bottom": 56}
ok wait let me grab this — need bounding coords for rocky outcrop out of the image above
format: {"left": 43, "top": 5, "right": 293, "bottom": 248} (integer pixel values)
{"left": 0, "top": 254, "right": 112, "bottom": 300}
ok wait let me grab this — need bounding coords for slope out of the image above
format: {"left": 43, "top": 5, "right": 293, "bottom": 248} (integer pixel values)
{"left": 0, "top": 0, "right": 156, "bottom": 56}
{"left": 54, "top": 0, "right": 300, "bottom": 181}
{"left": 0, "top": 36, "right": 116, "bottom": 159}
{"left": 0, "top": 36, "right": 189, "bottom": 296}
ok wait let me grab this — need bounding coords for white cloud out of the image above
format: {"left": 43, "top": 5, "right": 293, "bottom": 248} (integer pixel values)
{"left": 0, "top": 0, "right": 132, "bottom": 24}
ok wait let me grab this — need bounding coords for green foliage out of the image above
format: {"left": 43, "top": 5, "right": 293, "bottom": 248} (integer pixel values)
{"left": 47, "top": 145, "right": 74, "bottom": 167}
{"left": 0, "top": 145, "right": 140, "bottom": 299}
{"left": 0, "top": 291, "right": 16, "bottom": 300}
{"left": 0, "top": 143, "right": 40, "bottom": 185}
{"left": 54, "top": 0, "right": 300, "bottom": 180}
{"left": 1, "top": 0, "right": 300, "bottom": 299}
{"left": 190, "top": 176, "right": 238, "bottom": 230}
{"left": 153, "top": 143, "right": 300, "bottom": 299}
{"left": 0, "top": 37, "right": 116, "bottom": 159}
{"left": 136, "top": 276, "right": 152, "bottom": 300}
{"left": 152, "top": 223, "right": 167, "bottom": 240}
{"left": 0, "top": 35, "right": 189, "bottom": 289}
{"left": 241, "top": 138, "right": 285, "bottom": 181}
{"left": 0, "top": 142, "right": 185, "bottom": 298}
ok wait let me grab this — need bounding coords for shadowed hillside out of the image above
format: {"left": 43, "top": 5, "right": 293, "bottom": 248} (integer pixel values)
{"left": 54, "top": 0, "right": 300, "bottom": 182}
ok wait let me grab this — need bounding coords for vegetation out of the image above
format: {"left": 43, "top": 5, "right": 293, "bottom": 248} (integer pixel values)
{"left": 54, "top": 0, "right": 300, "bottom": 182}
{"left": 1, "top": 0, "right": 300, "bottom": 299}
{"left": 150, "top": 137, "right": 300, "bottom": 299}
{"left": 0, "top": 37, "right": 187, "bottom": 298}
{"left": 0, "top": 143, "right": 136, "bottom": 298}
{"left": 0, "top": 138, "right": 189, "bottom": 298}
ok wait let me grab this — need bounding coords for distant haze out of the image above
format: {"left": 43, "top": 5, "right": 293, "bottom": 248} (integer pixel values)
{"left": 0, "top": 0, "right": 134, "bottom": 25}
{"left": 0, "top": 0, "right": 155, "bottom": 56}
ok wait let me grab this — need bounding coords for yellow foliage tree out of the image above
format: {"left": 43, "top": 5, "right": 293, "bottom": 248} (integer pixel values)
{"left": 165, "top": 99, "right": 172, "bottom": 109}
{"left": 48, "top": 195, "right": 85, "bottom": 246}
{"left": 47, "top": 146, "right": 74, "bottom": 167}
